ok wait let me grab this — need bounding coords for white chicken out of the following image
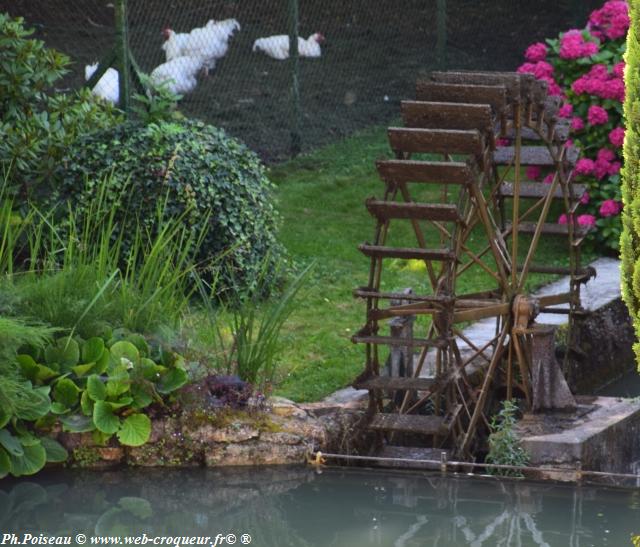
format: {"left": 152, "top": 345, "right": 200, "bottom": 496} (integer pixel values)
{"left": 150, "top": 55, "right": 203, "bottom": 96}
{"left": 84, "top": 63, "right": 120, "bottom": 105}
{"left": 162, "top": 19, "right": 241, "bottom": 75}
{"left": 252, "top": 33, "right": 325, "bottom": 60}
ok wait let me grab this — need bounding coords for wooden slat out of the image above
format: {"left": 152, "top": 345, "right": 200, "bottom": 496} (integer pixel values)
{"left": 388, "top": 127, "right": 483, "bottom": 156}
{"left": 502, "top": 119, "right": 571, "bottom": 141}
{"left": 353, "top": 376, "right": 435, "bottom": 391}
{"left": 493, "top": 145, "right": 579, "bottom": 166}
{"left": 369, "top": 413, "right": 447, "bottom": 435}
{"left": 429, "top": 70, "right": 525, "bottom": 101}
{"left": 353, "top": 288, "right": 453, "bottom": 305}
{"left": 505, "top": 222, "right": 591, "bottom": 238}
{"left": 499, "top": 181, "right": 587, "bottom": 201}
{"left": 365, "top": 199, "right": 461, "bottom": 222}
{"left": 359, "top": 244, "right": 456, "bottom": 262}
{"left": 517, "top": 264, "right": 596, "bottom": 279}
{"left": 401, "top": 100, "right": 493, "bottom": 132}
{"left": 416, "top": 81, "right": 507, "bottom": 112}
{"left": 376, "top": 159, "right": 473, "bottom": 186}
{"left": 351, "top": 334, "right": 446, "bottom": 348}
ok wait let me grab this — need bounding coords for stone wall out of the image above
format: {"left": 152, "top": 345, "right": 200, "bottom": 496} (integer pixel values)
{"left": 564, "top": 298, "right": 636, "bottom": 394}
{"left": 58, "top": 398, "right": 364, "bottom": 469}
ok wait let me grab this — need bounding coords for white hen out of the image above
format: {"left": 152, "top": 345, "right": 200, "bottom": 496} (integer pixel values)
{"left": 252, "top": 33, "right": 325, "bottom": 60}
{"left": 150, "top": 55, "right": 203, "bottom": 96}
{"left": 85, "top": 63, "right": 119, "bottom": 105}
{"left": 162, "top": 19, "right": 241, "bottom": 75}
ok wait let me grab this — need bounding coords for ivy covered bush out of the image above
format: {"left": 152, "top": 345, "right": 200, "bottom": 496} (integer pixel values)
{"left": 517, "top": 0, "right": 629, "bottom": 251}
{"left": 55, "top": 119, "right": 282, "bottom": 292}
{"left": 0, "top": 14, "right": 120, "bottom": 199}
{"left": 621, "top": 0, "right": 640, "bottom": 365}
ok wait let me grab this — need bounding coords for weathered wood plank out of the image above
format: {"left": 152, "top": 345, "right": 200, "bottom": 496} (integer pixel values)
{"left": 369, "top": 413, "right": 447, "bottom": 435}
{"left": 493, "top": 145, "right": 579, "bottom": 166}
{"left": 358, "top": 244, "right": 456, "bottom": 261}
{"left": 499, "top": 181, "right": 587, "bottom": 201}
{"left": 365, "top": 199, "right": 461, "bottom": 222}
{"left": 354, "top": 376, "right": 435, "bottom": 391}
{"left": 388, "top": 127, "right": 484, "bottom": 156}
{"left": 376, "top": 160, "right": 473, "bottom": 186}
{"left": 351, "top": 334, "right": 447, "bottom": 348}
{"left": 416, "top": 81, "right": 507, "bottom": 112}
{"left": 505, "top": 221, "right": 591, "bottom": 238}
{"left": 401, "top": 100, "right": 493, "bottom": 132}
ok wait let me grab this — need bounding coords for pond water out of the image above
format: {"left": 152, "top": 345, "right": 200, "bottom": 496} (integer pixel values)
{"left": 2, "top": 467, "right": 640, "bottom": 547}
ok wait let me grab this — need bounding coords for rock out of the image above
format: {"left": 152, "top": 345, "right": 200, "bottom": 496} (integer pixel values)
{"left": 205, "top": 441, "right": 308, "bottom": 466}
{"left": 268, "top": 396, "right": 310, "bottom": 418}
{"left": 260, "top": 431, "right": 303, "bottom": 445}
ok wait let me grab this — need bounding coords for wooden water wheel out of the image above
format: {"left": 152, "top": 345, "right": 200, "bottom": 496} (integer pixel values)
{"left": 352, "top": 71, "right": 595, "bottom": 460}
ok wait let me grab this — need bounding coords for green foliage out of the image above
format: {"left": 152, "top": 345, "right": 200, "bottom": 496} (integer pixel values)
{"left": 196, "top": 261, "right": 310, "bottom": 391}
{"left": 1, "top": 174, "right": 205, "bottom": 336}
{"left": 485, "top": 400, "right": 530, "bottom": 477}
{"left": 622, "top": 1, "right": 640, "bottom": 367}
{"left": 0, "top": 14, "right": 121, "bottom": 199}
{"left": 55, "top": 118, "right": 282, "bottom": 293}
{"left": 20, "top": 330, "right": 187, "bottom": 447}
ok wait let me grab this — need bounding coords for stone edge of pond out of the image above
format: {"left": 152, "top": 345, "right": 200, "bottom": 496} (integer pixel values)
{"left": 50, "top": 397, "right": 368, "bottom": 470}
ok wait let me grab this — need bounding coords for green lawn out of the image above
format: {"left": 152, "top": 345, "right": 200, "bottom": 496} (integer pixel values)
{"left": 269, "top": 127, "right": 594, "bottom": 402}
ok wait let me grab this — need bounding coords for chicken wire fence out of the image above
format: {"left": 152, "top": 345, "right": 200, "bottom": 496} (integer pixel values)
{"left": 5, "top": 0, "right": 600, "bottom": 163}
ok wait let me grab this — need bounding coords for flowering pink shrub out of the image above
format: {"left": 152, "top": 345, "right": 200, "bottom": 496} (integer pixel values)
{"left": 518, "top": 0, "right": 629, "bottom": 251}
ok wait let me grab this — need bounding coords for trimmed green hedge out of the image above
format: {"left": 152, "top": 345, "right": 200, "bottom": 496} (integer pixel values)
{"left": 621, "top": 0, "right": 640, "bottom": 365}
{"left": 55, "top": 119, "right": 282, "bottom": 292}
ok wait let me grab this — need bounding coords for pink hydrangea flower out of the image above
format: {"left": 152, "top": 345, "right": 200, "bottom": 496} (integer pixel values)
{"left": 517, "top": 61, "right": 554, "bottom": 79}
{"left": 613, "top": 61, "right": 625, "bottom": 78}
{"left": 599, "top": 199, "right": 623, "bottom": 217}
{"left": 543, "top": 174, "right": 555, "bottom": 184}
{"left": 580, "top": 191, "right": 590, "bottom": 205}
{"left": 609, "top": 127, "right": 625, "bottom": 147}
{"left": 588, "top": 1, "right": 630, "bottom": 41}
{"left": 558, "top": 213, "right": 569, "bottom": 225}
{"left": 597, "top": 148, "right": 616, "bottom": 162}
{"left": 587, "top": 105, "right": 608, "bottom": 125}
{"left": 571, "top": 116, "right": 585, "bottom": 131}
{"left": 526, "top": 166, "right": 541, "bottom": 180}
{"left": 574, "top": 158, "right": 595, "bottom": 176}
{"left": 525, "top": 42, "right": 548, "bottom": 62}
{"left": 559, "top": 30, "right": 599, "bottom": 59}
{"left": 495, "top": 138, "right": 510, "bottom": 147}
{"left": 558, "top": 103, "right": 573, "bottom": 118}
{"left": 608, "top": 161, "right": 621, "bottom": 175}
{"left": 577, "top": 214, "right": 597, "bottom": 228}
{"left": 572, "top": 64, "right": 625, "bottom": 102}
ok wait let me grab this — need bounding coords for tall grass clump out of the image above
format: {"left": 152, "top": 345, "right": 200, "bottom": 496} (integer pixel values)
{"left": 196, "top": 261, "right": 312, "bottom": 391}
{"left": 2, "top": 174, "right": 211, "bottom": 337}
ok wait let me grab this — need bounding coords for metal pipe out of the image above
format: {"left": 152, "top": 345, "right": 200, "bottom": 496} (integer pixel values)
{"left": 315, "top": 452, "right": 640, "bottom": 483}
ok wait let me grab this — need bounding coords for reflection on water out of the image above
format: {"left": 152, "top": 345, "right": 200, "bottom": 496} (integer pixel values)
{"left": 2, "top": 467, "right": 640, "bottom": 547}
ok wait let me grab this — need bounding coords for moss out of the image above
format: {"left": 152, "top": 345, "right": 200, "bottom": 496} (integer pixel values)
{"left": 71, "top": 447, "right": 101, "bottom": 468}
{"left": 185, "top": 408, "right": 283, "bottom": 433}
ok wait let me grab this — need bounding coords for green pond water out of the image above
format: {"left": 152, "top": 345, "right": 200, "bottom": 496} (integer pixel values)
{"left": 2, "top": 467, "right": 639, "bottom": 547}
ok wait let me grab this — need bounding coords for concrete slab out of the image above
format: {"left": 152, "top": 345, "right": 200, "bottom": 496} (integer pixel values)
{"left": 516, "top": 396, "right": 640, "bottom": 477}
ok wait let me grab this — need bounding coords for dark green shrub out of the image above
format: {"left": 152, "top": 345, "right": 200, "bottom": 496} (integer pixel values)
{"left": 56, "top": 119, "right": 282, "bottom": 292}
{"left": 0, "top": 14, "right": 121, "bottom": 199}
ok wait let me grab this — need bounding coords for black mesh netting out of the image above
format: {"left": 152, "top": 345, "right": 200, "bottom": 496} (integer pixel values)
{"left": 3, "top": 0, "right": 601, "bottom": 162}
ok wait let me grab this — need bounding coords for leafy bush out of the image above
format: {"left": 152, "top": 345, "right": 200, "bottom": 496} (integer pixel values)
{"left": 485, "top": 400, "right": 530, "bottom": 477}
{"left": 517, "top": 0, "right": 629, "bottom": 251}
{"left": 621, "top": 1, "right": 640, "bottom": 365}
{"left": 0, "top": 14, "right": 121, "bottom": 200}
{"left": 55, "top": 119, "right": 282, "bottom": 293}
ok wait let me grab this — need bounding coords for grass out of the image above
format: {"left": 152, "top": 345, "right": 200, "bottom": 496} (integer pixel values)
{"left": 269, "top": 125, "right": 596, "bottom": 402}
